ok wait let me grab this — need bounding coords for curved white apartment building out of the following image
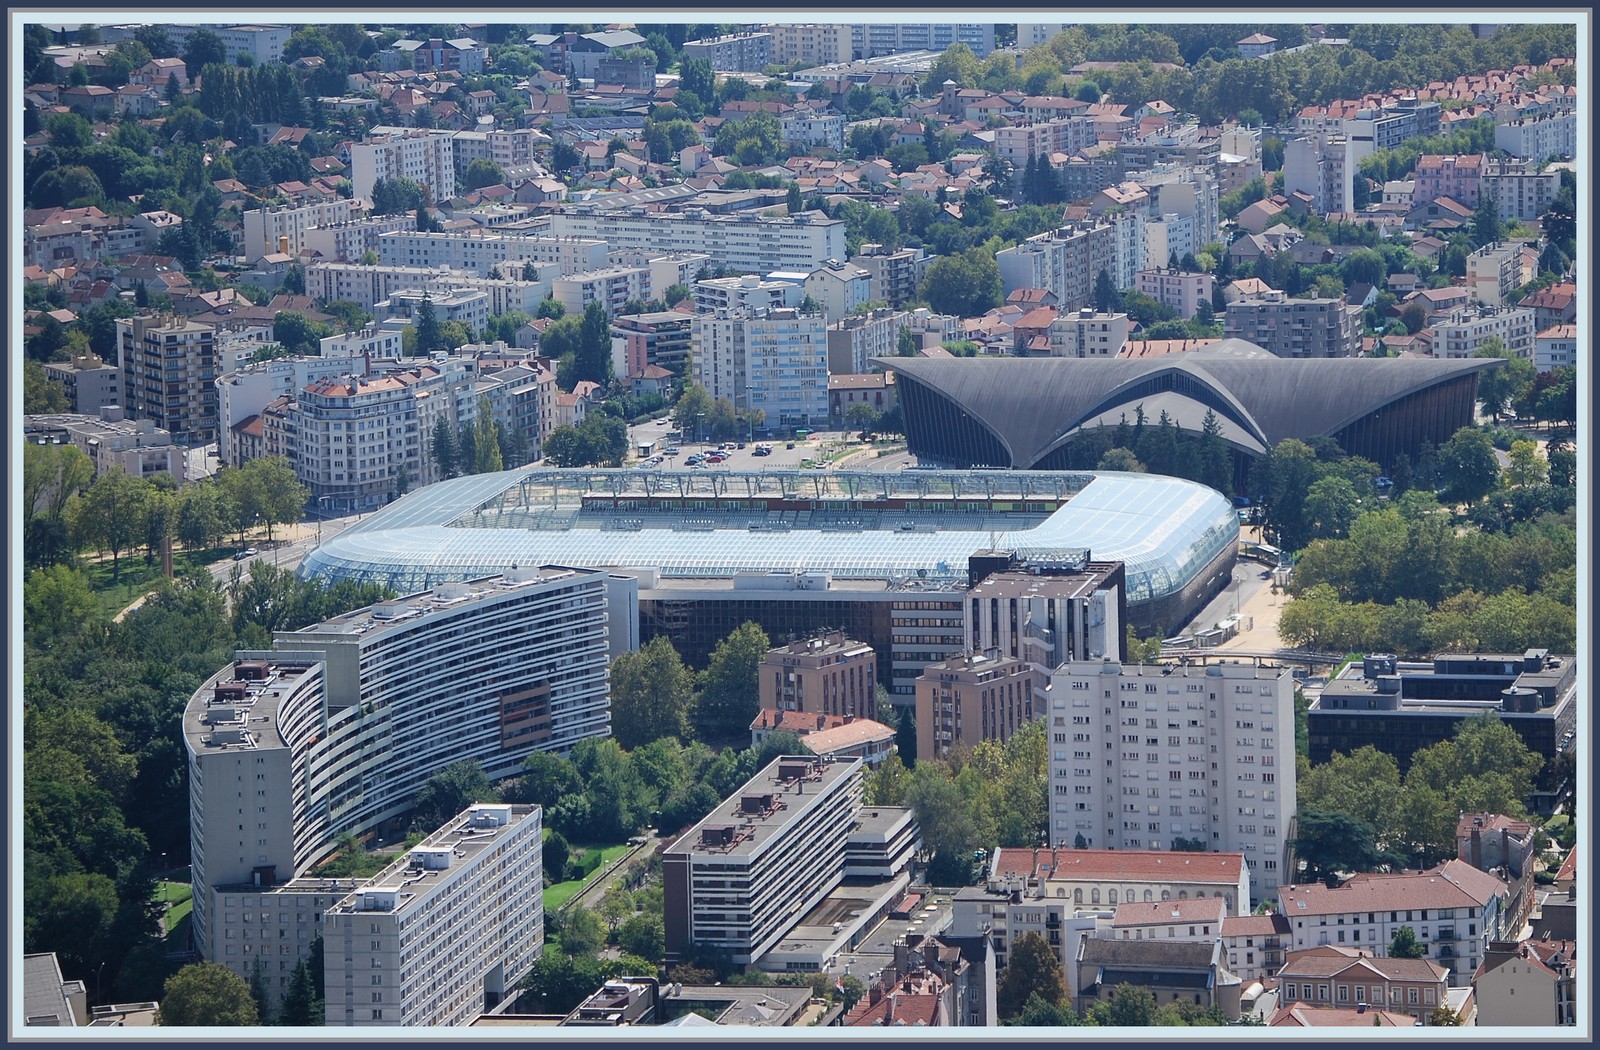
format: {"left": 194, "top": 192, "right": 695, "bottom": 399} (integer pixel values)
{"left": 182, "top": 565, "right": 613, "bottom": 981}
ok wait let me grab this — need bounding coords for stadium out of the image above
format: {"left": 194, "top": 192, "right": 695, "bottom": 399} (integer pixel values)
{"left": 298, "top": 467, "right": 1241, "bottom": 684}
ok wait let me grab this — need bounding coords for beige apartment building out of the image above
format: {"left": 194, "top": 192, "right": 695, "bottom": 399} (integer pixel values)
{"left": 758, "top": 632, "right": 879, "bottom": 719}
{"left": 915, "top": 650, "right": 1046, "bottom": 760}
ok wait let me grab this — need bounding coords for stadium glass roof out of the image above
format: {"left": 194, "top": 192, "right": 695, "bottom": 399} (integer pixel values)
{"left": 300, "top": 468, "right": 1238, "bottom": 605}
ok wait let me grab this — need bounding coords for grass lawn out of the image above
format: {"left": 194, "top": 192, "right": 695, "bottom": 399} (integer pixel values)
{"left": 86, "top": 548, "right": 234, "bottom": 618}
{"left": 544, "top": 842, "right": 633, "bottom": 912}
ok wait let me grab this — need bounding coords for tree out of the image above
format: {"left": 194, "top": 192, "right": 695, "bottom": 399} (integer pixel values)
{"left": 919, "top": 248, "right": 1001, "bottom": 317}
{"left": 558, "top": 908, "right": 605, "bottom": 956}
{"left": 157, "top": 962, "right": 258, "bottom": 1025}
{"left": 1097, "top": 447, "right": 1145, "bottom": 473}
{"left": 996, "top": 931, "right": 1066, "bottom": 1020}
{"left": 1097, "top": 983, "right": 1158, "bottom": 1027}
{"left": 66, "top": 469, "right": 150, "bottom": 582}
{"left": 1472, "top": 348, "right": 1533, "bottom": 423}
{"left": 472, "top": 398, "right": 503, "bottom": 474}
{"left": 1437, "top": 426, "right": 1500, "bottom": 505}
{"left": 573, "top": 301, "right": 614, "bottom": 386}
{"left": 219, "top": 457, "right": 307, "bottom": 545}
{"left": 1429, "top": 1005, "right": 1462, "bottom": 1026}
{"left": 277, "top": 957, "right": 322, "bottom": 1025}
{"left": 182, "top": 29, "right": 226, "bottom": 83}
{"left": 543, "top": 828, "right": 572, "bottom": 882}
{"left": 608, "top": 636, "right": 696, "bottom": 748}
{"left": 617, "top": 914, "right": 665, "bottom": 961}
{"left": 696, "top": 622, "right": 770, "bottom": 740}
{"left": 411, "top": 759, "right": 496, "bottom": 831}
{"left": 1470, "top": 195, "right": 1504, "bottom": 249}
{"left": 1304, "top": 475, "right": 1361, "bottom": 541}
{"left": 1291, "top": 810, "right": 1391, "bottom": 884}
{"left": 1388, "top": 925, "right": 1426, "bottom": 959}
{"left": 1504, "top": 439, "right": 1542, "bottom": 489}
{"left": 462, "top": 158, "right": 506, "bottom": 192}
{"left": 413, "top": 294, "right": 444, "bottom": 354}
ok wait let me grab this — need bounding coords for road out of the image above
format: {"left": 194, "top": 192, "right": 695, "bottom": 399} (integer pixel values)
{"left": 206, "top": 513, "right": 360, "bottom": 584}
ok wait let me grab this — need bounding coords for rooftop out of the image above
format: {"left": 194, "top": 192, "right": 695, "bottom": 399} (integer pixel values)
{"left": 993, "top": 847, "right": 1245, "bottom": 886}
{"left": 665, "top": 755, "right": 860, "bottom": 862}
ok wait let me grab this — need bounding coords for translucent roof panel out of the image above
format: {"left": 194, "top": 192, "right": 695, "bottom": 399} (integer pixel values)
{"left": 300, "top": 469, "right": 1238, "bottom": 604}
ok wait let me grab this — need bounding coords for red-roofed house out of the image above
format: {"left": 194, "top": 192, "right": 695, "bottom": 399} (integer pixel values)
{"left": 1269, "top": 1002, "right": 1417, "bottom": 1026}
{"left": 1277, "top": 859, "right": 1511, "bottom": 986}
{"left": 1275, "top": 946, "right": 1449, "bottom": 1022}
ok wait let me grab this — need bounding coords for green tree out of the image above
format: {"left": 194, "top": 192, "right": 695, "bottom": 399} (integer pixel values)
{"left": 1304, "top": 475, "right": 1361, "bottom": 541}
{"left": 608, "top": 636, "right": 696, "bottom": 748}
{"left": 617, "top": 914, "right": 665, "bottom": 961}
{"left": 1437, "top": 426, "right": 1500, "bottom": 504}
{"left": 1097, "top": 983, "right": 1158, "bottom": 1026}
{"left": 277, "top": 957, "right": 322, "bottom": 1025}
{"left": 431, "top": 417, "right": 459, "bottom": 479}
{"left": 573, "top": 301, "right": 615, "bottom": 386}
{"left": 219, "top": 457, "right": 307, "bottom": 545}
{"left": 1388, "top": 925, "right": 1426, "bottom": 959}
{"left": 559, "top": 907, "right": 605, "bottom": 956}
{"left": 543, "top": 828, "right": 572, "bottom": 882}
{"left": 696, "top": 621, "right": 770, "bottom": 740}
{"left": 411, "top": 759, "right": 497, "bottom": 831}
{"left": 157, "top": 962, "right": 258, "bottom": 1025}
{"left": 462, "top": 158, "right": 507, "bottom": 192}
{"left": 996, "top": 931, "right": 1066, "bottom": 1020}
{"left": 181, "top": 29, "right": 225, "bottom": 83}
{"left": 413, "top": 294, "right": 444, "bottom": 354}
{"left": 1470, "top": 195, "right": 1504, "bottom": 249}
{"left": 65, "top": 469, "right": 151, "bottom": 582}
{"left": 472, "top": 398, "right": 503, "bottom": 474}
{"left": 1472, "top": 348, "right": 1533, "bottom": 423}
{"left": 1291, "top": 810, "right": 1391, "bottom": 884}
{"left": 919, "top": 248, "right": 1001, "bottom": 317}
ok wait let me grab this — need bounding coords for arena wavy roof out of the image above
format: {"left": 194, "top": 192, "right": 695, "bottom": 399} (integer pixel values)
{"left": 298, "top": 468, "right": 1238, "bottom": 606}
{"left": 885, "top": 341, "right": 1500, "bottom": 467}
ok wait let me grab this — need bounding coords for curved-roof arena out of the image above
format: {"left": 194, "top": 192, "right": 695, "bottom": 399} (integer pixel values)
{"left": 886, "top": 340, "right": 1499, "bottom": 468}
{"left": 298, "top": 468, "right": 1238, "bottom": 607}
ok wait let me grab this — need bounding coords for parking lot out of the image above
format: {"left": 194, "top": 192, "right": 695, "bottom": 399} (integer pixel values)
{"left": 626, "top": 418, "right": 869, "bottom": 472}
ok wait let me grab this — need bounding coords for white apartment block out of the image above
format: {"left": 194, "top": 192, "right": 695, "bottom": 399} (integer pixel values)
{"left": 324, "top": 804, "right": 543, "bottom": 1026}
{"left": 694, "top": 274, "right": 803, "bottom": 315}
{"left": 1495, "top": 112, "right": 1577, "bottom": 161}
{"left": 377, "top": 229, "right": 609, "bottom": 277}
{"left": 162, "top": 23, "right": 290, "bottom": 65}
{"left": 781, "top": 110, "right": 846, "bottom": 152}
{"left": 349, "top": 130, "right": 457, "bottom": 203}
{"left": 996, "top": 223, "right": 1117, "bottom": 313}
{"left": 242, "top": 198, "right": 364, "bottom": 261}
{"left": 767, "top": 23, "right": 853, "bottom": 68}
{"left": 853, "top": 243, "right": 928, "bottom": 308}
{"left": 1135, "top": 268, "right": 1215, "bottom": 320}
{"left": 1223, "top": 292, "right": 1361, "bottom": 358}
{"left": 24, "top": 409, "right": 185, "bottom": 484}
{"left": 215, "top": 353, "right": 366, "bottom": 468}
{"left": 852, "top": 23, "right": 995, "bottom": 59}
{"left": 1049, "top": 308, "right": 1131, "bottom": 359}
{"left": 1045, "top": 659, "right": 1296, "bottom": 905}
{"left": 299, "top": 214, "right": 417, "bottom": 264}
{"left": 663, "top": 755, "right": 865, "bottom": 964}
{"left": 1535, "top": 324, "right": 1576, "bottom": 371}
{"left": 319, "top": 326, "right": 407, "bottom": 363}
{"left": 1133, "top": 165, "right": 1222, "bottom": 250}
{"left": 40, "top": 354, "right": 119, "bottom": 415}
{"left": 1466, "top": 241, "right": 1538, "bottom": 308}
{"left": 992, "top": 118, "right": 1098, "bottom": 174}
{"left": 608, "top": 251, "right": 712, "bottom": 298}
{"left": 1020, "top": 23, "right": 1068, "bottom": 47}
{"left": 183, "top": 567, "right": 614, "bottom": 982}
{"left": 1145, "top": 213, "right": 1197, "bottom": 273}
{"left": 827, "top": 308, "right": 906, "bottom": 374}
{"left": 682, "top": 31, "right": 773, "bottom": 72}
{"left": 550, "top": 208, "right": 847, "bottom": 274}
{"left": 1431, "top": 306, "right": 1537, "bottom": 361}
{"left": 804, "top": 259, "right": 873, "bottom": 322}
{"left": 448, "top": 127, "right": 548, "bottom": 177}
{"left": 374, "top": 288, "right": 490, "bottom": 339}
{"left": 550, "top": 265, "right": 652, "bottom": 317}
{"left": 1480, "top": 160, "right": 1562, "bottom": 221}
{"left": 309, "top": 261, "right": 550, "bottom": 318}
{"left": 1282, "top": 135, "right": 1352, "bottom": 215}
{"left": 694, "top": 307, "right": 830, "bottom": 428}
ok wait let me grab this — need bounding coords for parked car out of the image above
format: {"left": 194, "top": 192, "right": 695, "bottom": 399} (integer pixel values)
{"left": 664, "top": 446, "right": 681, "bottom": 455}
{"left": 786, "top": 441, "right": 796, "bottom": 449}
